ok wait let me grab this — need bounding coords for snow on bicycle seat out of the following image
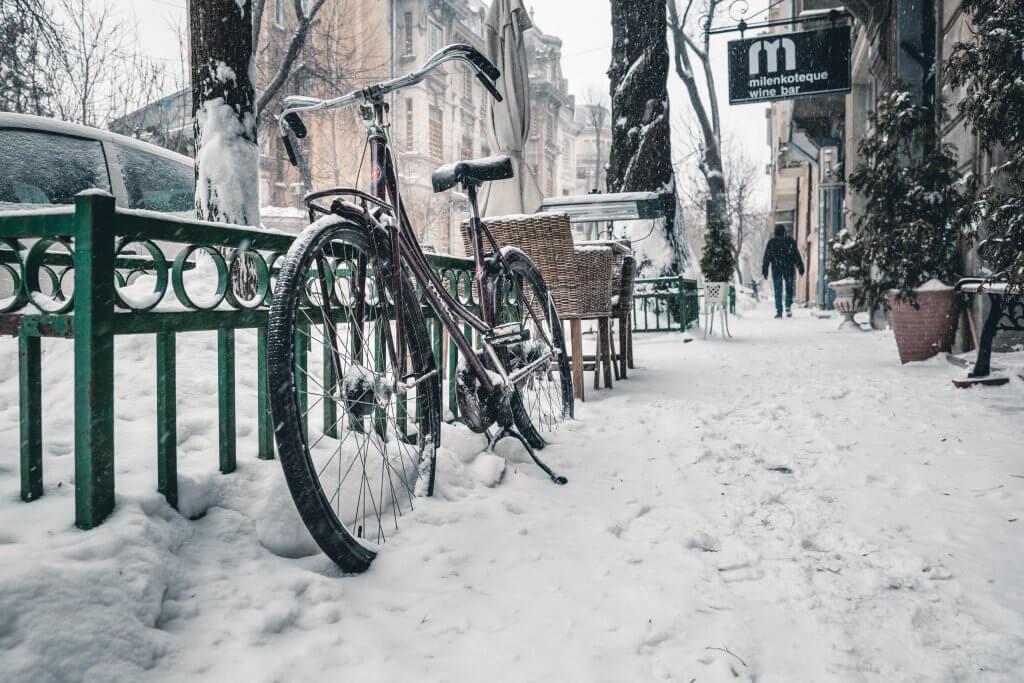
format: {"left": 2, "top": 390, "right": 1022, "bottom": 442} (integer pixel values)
{"left": 431, "top": 155, "right": 514, "bottom": 193}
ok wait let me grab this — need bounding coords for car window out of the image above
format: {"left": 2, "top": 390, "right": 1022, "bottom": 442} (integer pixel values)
{"left": 116, "top": 144, "right": 195, "bottom": 212}
{"left": 0, "top": 129, "right": 110, "bottom": 205}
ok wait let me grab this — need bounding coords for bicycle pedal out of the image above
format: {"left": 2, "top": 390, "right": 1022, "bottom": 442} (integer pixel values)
{"left": 485, "top": 323, "right": 530, "bottom": 347}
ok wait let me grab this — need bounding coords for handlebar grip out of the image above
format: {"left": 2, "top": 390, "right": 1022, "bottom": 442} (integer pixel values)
{"left": 476, "top": 72, "right": 503, "bottom": 103}
{"left": 284, "top": 112, "right": 307, "bottom": 139}
{"left": 282, "top": 134, "right": 299, "bottom": 167}
{"left": 468, "top": 51, "right": 501, "bottom": 81}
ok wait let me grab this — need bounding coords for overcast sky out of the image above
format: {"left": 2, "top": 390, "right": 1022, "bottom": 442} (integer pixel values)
{"left": 106, "top": 0, "right": 771, "bottom": 205}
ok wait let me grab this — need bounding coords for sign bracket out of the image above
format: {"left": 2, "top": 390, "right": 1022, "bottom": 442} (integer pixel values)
{"left": 704, "top": 7, "right": 850, "bottom": 38}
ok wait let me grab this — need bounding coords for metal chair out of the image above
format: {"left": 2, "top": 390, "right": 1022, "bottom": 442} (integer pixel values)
{"left": 703, "top": 281, "right": 732, "bottom": 338}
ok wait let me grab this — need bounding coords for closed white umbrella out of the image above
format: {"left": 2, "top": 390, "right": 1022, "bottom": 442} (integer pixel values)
{"left": 480, "top": 0, "right": 544, "bottom": 216}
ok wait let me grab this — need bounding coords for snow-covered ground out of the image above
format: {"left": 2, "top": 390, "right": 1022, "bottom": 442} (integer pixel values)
{"left": 1, "top": 300, "right": 1023, "bottom": 682}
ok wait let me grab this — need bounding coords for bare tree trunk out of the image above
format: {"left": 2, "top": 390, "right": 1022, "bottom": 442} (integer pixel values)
{"left": 190, "top": 0, "right": 259, "bottom": 226}
{"left": 607, "top": 0, "right": 681, "bottom": 276}
{"left": 667, "top": 0, "right": 727, "bottom": 231}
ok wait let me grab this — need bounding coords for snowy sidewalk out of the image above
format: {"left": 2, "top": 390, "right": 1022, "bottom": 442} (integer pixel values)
{"left": 1, "top": 301, "right": 1023, "bottom": 681}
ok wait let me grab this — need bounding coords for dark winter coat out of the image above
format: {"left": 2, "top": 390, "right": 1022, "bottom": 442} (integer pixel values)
{"left": 762, "top": 236, "right": 805, "bottom": 279}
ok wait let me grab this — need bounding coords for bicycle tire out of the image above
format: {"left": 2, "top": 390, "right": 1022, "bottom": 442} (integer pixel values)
{"left": 268, "top": 214, "right": 441, "bottom": 572}
{"left": 489, "top": 246, "right": 574, "bottom": 449}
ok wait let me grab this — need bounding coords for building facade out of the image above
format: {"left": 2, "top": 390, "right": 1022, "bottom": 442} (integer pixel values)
{"left": 766, "top": 0, "right": 966, "bottom": 310}
{"left": 117, "top": 0, "right": 583, "bottom": 254}
{"left": 765, "top": 1, "right": 847, "bottom": 309}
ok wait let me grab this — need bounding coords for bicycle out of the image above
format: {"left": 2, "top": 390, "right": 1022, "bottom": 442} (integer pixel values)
{"left": 268, "top": 44, "right": 574, "bottom": 572}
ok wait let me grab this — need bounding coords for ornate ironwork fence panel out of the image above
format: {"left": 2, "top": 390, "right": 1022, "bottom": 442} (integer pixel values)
{"left": 0, "top": 192, "right": 477, "bottom": 529}
{"left": 631, "top": 276, "right": 700, "bottom": 332}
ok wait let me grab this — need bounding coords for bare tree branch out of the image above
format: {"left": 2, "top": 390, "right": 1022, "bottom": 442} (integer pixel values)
{"left": 255, "top": 0, "right": 329, "bottom": 116}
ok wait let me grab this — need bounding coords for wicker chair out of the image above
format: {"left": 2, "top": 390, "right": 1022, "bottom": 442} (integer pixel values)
{"left": 609, "top": 250, "right": 637, "bottom": 379}
{"left": 460, "top": 213, "right": 616, "bottom": 401}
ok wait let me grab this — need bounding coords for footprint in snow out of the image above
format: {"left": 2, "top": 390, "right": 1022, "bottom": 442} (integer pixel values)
{"left": 687, "top": 531, "right": 721, "bottom": 552}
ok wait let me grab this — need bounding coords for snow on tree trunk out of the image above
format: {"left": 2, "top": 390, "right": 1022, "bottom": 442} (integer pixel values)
{"left": 607, "top": 0, "right": 680, "bottom": 276}
{"left": 190, "top": 0, "right": 259, "bottom": 227}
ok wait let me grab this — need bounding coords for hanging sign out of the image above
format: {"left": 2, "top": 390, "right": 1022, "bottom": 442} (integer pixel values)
{"left": 727, "top": 26, "right": 851, "bottom": 105}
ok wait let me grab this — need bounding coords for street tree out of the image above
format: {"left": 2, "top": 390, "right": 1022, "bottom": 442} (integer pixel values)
{"left": 666, "top": 1, "right": 728, "bottom": 248}
{"left": 0, "top": 0, "right": 59, "bottom": 116}
{"left": 607, "top": 0, "right": 682, "bottom": 276}
{"left": 189, "top": 0, "right": 259, "bottom": 226}
{"left": 582, "top": 86, "right": 610, "bottom": 193}
{"left": 679, "top": 135, "right": 766, "bottom": 283}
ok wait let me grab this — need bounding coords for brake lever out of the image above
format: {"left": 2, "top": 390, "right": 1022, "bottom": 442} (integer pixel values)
{"left": 476, "top": 72, "right": 503, "bottom": 103}
{"left": 283, "top": 112, "right": 307, "bottom": 138}
{"left": 465, "top": 49, "right": 501, "bottom": 81}
{"left": 282, "top": 133, "right": 299, "bottom": 166}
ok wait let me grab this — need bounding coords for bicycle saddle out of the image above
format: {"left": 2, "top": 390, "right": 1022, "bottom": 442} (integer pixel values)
{"left": 431, "top": 155, "right": 514, "bottom": 193}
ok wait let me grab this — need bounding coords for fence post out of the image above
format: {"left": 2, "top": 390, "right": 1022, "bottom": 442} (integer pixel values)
{"left": 73, "top": 190, "right": 116, "bottom": 530}
{"left": 256, "top": 327, "right": 274, "bottom": 459}
{"left": 19, "top": 328, "right": 42, "bottom": 501}
{"left": 322, "top": 328, "right": 338, "bottom": 439}
{"left": 156, "top": 331, "right": 177, "bottom": 508}
{"left": 678, "top": 276, "right": 686, "bottom": 332}
{"left": 218, "top": 328, "right": 236, "bottom": 474}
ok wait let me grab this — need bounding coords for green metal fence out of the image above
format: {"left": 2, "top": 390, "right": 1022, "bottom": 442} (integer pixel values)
{"left": 0, "top": 191, "right": 479, "bottom": 530}
{"left": 631, "top": 276, "right": 700, "bottom": 332}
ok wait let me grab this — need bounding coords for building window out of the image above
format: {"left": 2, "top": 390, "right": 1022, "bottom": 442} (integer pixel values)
{"left": 576, "top": 167, "right": 588, "bottom": 180}
{"left": 481, "top": 144, "right": 491, "bottom": 158}
{"left": 461, "top": 135, "right": 473, "bottom": 160}
{"left": 405, "top": 98, "right": 414, "bottom": 150}
{"left": 463, "top": 67, "right": 474, "bottom": 100}
{"left": 274, "top": 0, "right": 286, "bottom": 27}
{"left": 546, "top": 159, "right": 555, "bottom": 196}
{"left": 429, "top": 106, "right": 443, "bottom": 160}
{"left": 428, "top": 21, "right": 443, "bottom": 56}
{"left": 530, "top": 112, "right": 539, "bottom": 140}
{"left": 546, "top": 115, "right": 555, "bottom": 141}
{"left": 404, "top": 12, "right": 414, "bottom": 55}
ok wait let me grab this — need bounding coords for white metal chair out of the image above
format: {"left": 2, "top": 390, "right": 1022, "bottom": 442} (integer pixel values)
{"left": 703, "top": 282, "right": 732, "bottom": 339}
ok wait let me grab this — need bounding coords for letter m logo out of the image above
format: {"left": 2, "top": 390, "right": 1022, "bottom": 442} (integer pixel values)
{"left": 748, "top": 38, "right": 796, "bottom": 75}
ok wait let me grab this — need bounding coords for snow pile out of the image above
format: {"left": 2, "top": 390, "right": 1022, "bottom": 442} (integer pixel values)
{"left": 1, "top": 302, "right": 1023, "bottom": 680}
{"left": 194, "top": 95, "right": 260, "bottom": 226}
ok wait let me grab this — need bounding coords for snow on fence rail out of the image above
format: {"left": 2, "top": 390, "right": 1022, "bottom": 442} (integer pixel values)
{"left": 0, "top": 191, "right": 482, "bottom": 530}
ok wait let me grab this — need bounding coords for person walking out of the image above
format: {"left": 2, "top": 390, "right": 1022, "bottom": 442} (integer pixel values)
{"left": 762, "top": 225, "right": 805, "bottom": 318}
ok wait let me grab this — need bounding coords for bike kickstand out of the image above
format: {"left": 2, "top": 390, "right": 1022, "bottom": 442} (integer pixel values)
{"left": 490, "top": 426, "right": 567, "bottom": 485}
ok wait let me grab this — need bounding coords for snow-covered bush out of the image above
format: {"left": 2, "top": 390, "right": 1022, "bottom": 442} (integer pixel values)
{"left": 699, "top": 206, "right": 735, "bottom": 283}
{"left": 848, "top": 90, "right": 967, "bottom": 308}
{"left": 946, "top": 0, "right": 1024, "bottom": 292}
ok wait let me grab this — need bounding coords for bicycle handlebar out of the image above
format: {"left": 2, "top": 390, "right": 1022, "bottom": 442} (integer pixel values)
{"left": 278, "top": 44, "right": 501, "bottom": 153}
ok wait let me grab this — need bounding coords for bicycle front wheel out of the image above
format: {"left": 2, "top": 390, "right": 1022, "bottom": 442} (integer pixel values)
{"left": 490, "top": 246, "right": 574, "bottom": 449}
{"left": 267, "top": 215, "right": 441, "bottom": 572}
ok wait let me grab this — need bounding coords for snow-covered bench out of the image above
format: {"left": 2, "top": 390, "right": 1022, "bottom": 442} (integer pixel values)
{"left": 953, "top": 276, "right": 1024, "bottom": 387}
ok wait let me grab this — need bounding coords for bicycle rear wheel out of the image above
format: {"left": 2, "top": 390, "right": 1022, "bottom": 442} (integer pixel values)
{"left": 490, "top": 247, "right": 574, "bottom": 449}
{"left": 268, "top": 215, "right": 441, "bottom": 572}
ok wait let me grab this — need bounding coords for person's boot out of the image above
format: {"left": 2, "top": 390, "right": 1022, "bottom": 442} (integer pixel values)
{"left": 786, "top": 308, "right": 792, "bottom": 318}
{"left": 774, "top": 311, "right": 783, "bottom": 319}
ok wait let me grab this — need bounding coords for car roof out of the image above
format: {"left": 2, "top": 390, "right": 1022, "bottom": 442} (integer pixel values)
{"left": 0, "top": 112, "right": 193, "bottom": 169}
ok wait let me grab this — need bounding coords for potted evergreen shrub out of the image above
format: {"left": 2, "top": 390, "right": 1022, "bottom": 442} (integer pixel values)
{"left": 700, "top": 206, "right": 736, "bottom": 283}
{"left": 848, "top": 90, "right": 968, "bottom": 362}
{"left": 826, "top": 229, "right": 866, "bottom": 331}
{"left": 699, "top": 205, "right": 736, "bottom": 324}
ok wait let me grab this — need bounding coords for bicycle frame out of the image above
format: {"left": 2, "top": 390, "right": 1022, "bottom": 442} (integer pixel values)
{"left": 350, "top": 98, "right": 501, "bottom": 395}
{"left": 282, "top": 44, "right": 555, "bottom": 399}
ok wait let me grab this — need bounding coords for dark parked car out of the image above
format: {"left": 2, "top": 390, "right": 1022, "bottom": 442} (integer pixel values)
{"left": 0, "top": 112, "right": 194, "bottom": 213}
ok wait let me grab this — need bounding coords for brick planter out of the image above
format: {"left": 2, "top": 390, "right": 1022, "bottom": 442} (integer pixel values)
{"left": 886, "top": 287, "right": 958, "bottom": 364}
